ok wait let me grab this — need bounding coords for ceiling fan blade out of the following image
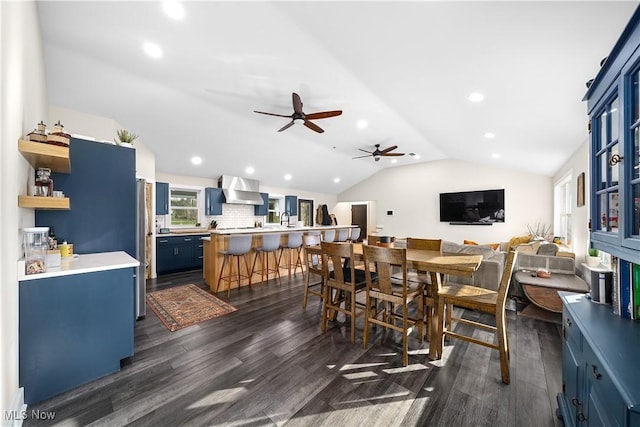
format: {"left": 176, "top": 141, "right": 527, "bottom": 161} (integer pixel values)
{"left": 292, "top": 93, "right": 303, "bottom": 115}
{"left": 303, "top": 120, "right": 324, "bottom": 133}
{"left": 254, "top": 110, "right": 292, "bottom": 119}
{"left": 380, "top": 145, "right": 398, "bottom": 154}
{"left": 305, "top": 110, "right": 343, "bottom": 120}
{"left": 277, "top": 121, "right": 296, "bottom": 132}
{"left": 352, "top": 154, "right": 372, "bottom": 159}
{"left": 381, "top": 152, "right": 405, "bottom": 157}
{"left": 358, "top": 148, "right": 373, "bottom": 154}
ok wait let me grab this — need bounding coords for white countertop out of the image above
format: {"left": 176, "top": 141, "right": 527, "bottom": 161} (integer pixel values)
{"left": 18, "top": 251, "right": 139, "bottom": 281}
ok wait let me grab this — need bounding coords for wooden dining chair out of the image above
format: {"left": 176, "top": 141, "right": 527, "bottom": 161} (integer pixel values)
{"left": 320, "top": 241, "right": 372, "bottom": 343}
{"left": 434, "top": 251, "right": 518, "bottom": 384}
{"left": 404, "top": 238, "right": 442, "bottom": 337}
{"left": 362, "top": 244, "right": 425, "bottom": 366}
{"left": 367, "top": 235, "right": 395, "bottom": 246}
{"left": 302, "top": 233, "right": 325, "bottom": 309}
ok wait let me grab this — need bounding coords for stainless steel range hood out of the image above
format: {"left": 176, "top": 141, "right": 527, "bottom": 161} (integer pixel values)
{"left": 218, "top": 175, "right": 263, "bottom": 205}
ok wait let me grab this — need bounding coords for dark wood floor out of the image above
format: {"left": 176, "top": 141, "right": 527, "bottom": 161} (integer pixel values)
{"left": 24, "top": 269, "right": 564, "bottom": 427}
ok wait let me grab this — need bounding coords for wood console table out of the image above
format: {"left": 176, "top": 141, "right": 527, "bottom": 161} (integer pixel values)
{"left": 513, "top": 270, "right": 589, "bottom": 313}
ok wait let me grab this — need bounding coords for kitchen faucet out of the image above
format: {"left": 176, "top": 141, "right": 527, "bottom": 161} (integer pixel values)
{"left": 281, "top": 212, "right": 290, "bottom": 227}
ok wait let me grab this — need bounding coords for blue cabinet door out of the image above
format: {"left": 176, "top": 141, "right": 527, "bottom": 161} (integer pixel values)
{"left": 285, "top": 195, "right": 298, "bottom": 216}
{"left": 20, "top": 268, "right": 134, "bottom": 404}
{"left": 205, "top": 187, "right": 223, "bottom": 215}
{"left": 156, "top": 182, "right": 169, "bottom": 215}
{"left": 156, "top": 235, "right": 202, "bottom": 274}
{"left": 36, "top": 138, "right": 136, "bottom": 256}
{"left": 255, "top": 192, "right": 269, "bottom": 216}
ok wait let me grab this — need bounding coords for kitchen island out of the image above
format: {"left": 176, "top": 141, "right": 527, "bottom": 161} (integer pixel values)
{"left": 18, "top": 251, "right": 138, "bottom": 403}
{"left": 202, "top": 225, "right": 355, "bottom": 294}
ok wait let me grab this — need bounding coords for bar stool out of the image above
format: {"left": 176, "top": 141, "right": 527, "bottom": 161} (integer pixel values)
{"left": 250, "top": 233, "right": 281, "bottom": 286}
{"left": 217, "top": 234, "right": 253, "bottom": 297}
{"left": 348, "top": 227, "right": 361, "bottom": 243}
{"left": 335, "top": 228, "right": 350, "bottom": 242}
{"left": 278, "top": 232, "right": 304, "bottom": 278}
{"left": 322, "top": 229, "right": 336, "bottom": 242}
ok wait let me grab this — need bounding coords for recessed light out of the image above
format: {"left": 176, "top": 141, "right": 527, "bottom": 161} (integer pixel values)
{"left": 334, "top": 178, "right": 340, "bottom": 183}
{"left": 163, "top": 0, "right": 184, "bottom": 20}
{"left": 491, "top": 153, "right": 501, "bottom": 159}
{"left": 468, "top": 92, "right": 484, "bottom": 103}
{"left": 143, "top": 42, "right": 163, "bottom": 58}
{"left": 409, "top": 153, "right": 421, "bottom": 160}
{"left": 190, "top": 156, "right": 202, "bottom": 165}
{"left": 357, "top": 119, "right": 368, "bottom": 129}
{"left": 391, "top": 159, "right": 398, "bottom": 164}
{"left": 245, "top": 166, "right": 254, "bottom": 174}
{"left": 284, "top": 174, "right": 292, "bottom": 181}
{"left": 484, "top": 132, "right": 495, "bottom": 139}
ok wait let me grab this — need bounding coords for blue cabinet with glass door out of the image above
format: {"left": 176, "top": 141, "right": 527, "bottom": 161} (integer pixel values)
{"left": 586, "top": 6, "right": 640, "bottom": 264}
{"left": 156, "top": 182, "right": 169, "bottom": 215}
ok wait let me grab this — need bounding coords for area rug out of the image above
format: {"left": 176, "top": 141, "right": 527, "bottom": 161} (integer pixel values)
{"left": 146, "top": 284, "right": 237, "bottom": 331}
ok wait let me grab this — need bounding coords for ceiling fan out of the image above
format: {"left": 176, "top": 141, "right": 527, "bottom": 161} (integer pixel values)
{"left": 254, "top": 92, "right": 342, "bottom": 133}
{"left": 353, "top": 144, "right": 405, "bottom": 162}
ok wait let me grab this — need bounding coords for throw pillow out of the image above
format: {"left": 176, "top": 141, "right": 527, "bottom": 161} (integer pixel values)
{"left": 508, "top": 234, "right": 531, "bottom": 250}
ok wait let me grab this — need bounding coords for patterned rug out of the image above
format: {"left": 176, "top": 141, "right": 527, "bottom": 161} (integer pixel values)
{"left": 146, "top": 284, "right": 237, "bottom": 331}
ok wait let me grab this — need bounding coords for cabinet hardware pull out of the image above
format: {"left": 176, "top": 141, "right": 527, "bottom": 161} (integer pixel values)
{"left": 159, "top": 239, "right": 168, "bottom": 243}
{"left": 183, "top": 238, "right": 192, "bottom": 241}
{"left": 571, "top": 398, "right": 582, "bottom": 407}
{"left": 566, "top": 318, "right": 572, "bottom": 327}
{"left": 609, "top": 153, "right": 623, "bottom": 166}
{"left": 591, "top": 365, "right": 602, "bottom": 380}
{"left": 577, "top": 413, "right": 587, "bottom": 422}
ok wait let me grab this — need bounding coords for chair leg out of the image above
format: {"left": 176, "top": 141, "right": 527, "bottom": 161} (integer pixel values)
{"left": 403, "top": 303, "right": 409, "bottom": 366}
{"left": 350, "top": 289, "right": 356, "bottom": 344}
{"left": 430, "top": 295, "right": 445, "bottom": 360}
{"left": 363, "top": 292, "right": 370, "bottom": 348}
{"left": 243, "top": 254, "right": 252, "bottom": 289}
{"left": 497, "top": 310, "right": 510, "bottom": 384}
{"left": 417, "top": 294, "right": 424, "bottom": 344}
{"left": 302, "top": 262, "right": 310, "bottom": 310}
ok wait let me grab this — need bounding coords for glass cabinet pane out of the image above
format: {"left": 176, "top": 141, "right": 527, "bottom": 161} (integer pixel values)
{"left": 633, "top": 183, "right": 640, "bottom": 235}
{"left": 634, "top": 127, "right": 640, "bottom": 180}
{"left": 611, "top": 97, "right": 619, "bottom": 141}
{"left": 599, "top": 193, "right": 607, "bottom": 231}
{"left": 599, "top": 153, "right": 607, "bottom": 190}
{"left": 610, "top": 192, "right": 619, "bottom": 232}
{"left": 634, "top": 70, "right": 640, "bottom": 123}
{"left": 600, "top": 110, "right": 608, "bottom": 147}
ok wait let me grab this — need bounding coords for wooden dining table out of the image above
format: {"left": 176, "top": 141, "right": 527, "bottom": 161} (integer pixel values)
{"left": 305, "top": 242, "right": 483, "bottom": 360}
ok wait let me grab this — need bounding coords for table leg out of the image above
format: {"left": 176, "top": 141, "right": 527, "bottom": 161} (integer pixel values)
{"left": 429, "top": 272, "right": 443, "bottom": 360}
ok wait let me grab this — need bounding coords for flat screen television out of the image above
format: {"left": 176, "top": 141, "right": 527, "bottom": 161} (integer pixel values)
{"left": 439, "top": 189, "right": 505, "bottom": 224}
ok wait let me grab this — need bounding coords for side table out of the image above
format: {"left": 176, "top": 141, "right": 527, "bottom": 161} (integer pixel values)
{"left": 513, "top": 270, "right": 589, "bottom": 313}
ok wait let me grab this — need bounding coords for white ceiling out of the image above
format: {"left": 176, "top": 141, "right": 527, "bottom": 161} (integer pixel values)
{"left": 37, "top": 1, "right": 638, "bottom": 194}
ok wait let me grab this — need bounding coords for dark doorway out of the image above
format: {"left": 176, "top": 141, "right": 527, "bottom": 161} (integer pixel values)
{"left": 351, "top": 204, "right": 367, "bottom": 242}
{"left": 298, "top": 199, "right": 314, "bottom": 226}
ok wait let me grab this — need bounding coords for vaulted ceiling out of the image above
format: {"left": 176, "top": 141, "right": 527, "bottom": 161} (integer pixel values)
{"left": 37, "top": 1, "right": 638, "bottom": 194}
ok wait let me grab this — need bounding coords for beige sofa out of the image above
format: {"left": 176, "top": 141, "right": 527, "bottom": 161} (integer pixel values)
{"left": 441, "top": 241, "right": 506, "bottom": 291}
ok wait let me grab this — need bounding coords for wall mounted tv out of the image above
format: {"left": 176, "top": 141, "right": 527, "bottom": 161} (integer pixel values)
{"left": 439, "top": 189, "right": 505, "bottom": 225}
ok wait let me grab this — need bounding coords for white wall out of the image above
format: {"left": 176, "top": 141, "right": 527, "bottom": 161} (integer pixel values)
{"left": 339, "top": 159, "right": 553, "bottom": 244}
{"left": 1, "top": 0, "right": 48, "bottom": 421}
{"left": 554, "top": 140, "right": 590, "bottom": 264}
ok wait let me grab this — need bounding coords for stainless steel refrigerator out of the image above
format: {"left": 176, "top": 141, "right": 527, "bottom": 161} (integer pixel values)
{"left": 135, "top": 179, "right": 147, "bottom": 319}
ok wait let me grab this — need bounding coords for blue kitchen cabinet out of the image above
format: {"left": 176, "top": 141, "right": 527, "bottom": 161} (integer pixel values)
{"left": 19, "top": 267, "right": 134, "bottom": 404}
{"left": 285, "top": 195, "right": 298, "bottom": 216}
{"left": 205, "top": 187, "right": 224, "bottom": 215}
{"left": 254, "top": 192, "right": 269, "bottom": 216}
{"left": 156, "top": 181, "right": 169, "bottom": 215}
{"left": 36, "top": 138, "right": 136, "bottom": 256}
{"left": 156, "top": 235, "right": 207, "bottom": 274}
{"left": 557, "top": 292, "right": 640, "bottom": 427}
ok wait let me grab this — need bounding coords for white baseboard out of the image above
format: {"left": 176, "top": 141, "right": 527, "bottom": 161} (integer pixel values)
{"left": 3, "top": 387, "right": 27, "bottom": 427}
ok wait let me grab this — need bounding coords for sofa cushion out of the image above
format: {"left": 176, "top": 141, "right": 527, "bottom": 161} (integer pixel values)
{"left": 442, "top": 240, "right": 496, "bottom": 259}
{"left": 464, "top": 239, "right": 500, "bottom": 250}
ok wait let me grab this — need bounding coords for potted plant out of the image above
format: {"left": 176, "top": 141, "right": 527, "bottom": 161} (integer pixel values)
{"left": 114, "top": 129, "right": 138, "bottom": 147}
{"left": 586, "top": 248, "right": 600, "bottom": 267}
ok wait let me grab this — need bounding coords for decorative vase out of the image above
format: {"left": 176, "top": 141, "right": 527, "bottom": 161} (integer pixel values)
{"left": 586, "top": 256, "right": 600, "bottom": 267}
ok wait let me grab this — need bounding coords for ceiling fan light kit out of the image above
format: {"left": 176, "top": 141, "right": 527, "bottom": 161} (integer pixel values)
{"left": 254, "top": 92, "right": 342, "bottom": 133}
{"left": 352, "top": 144, "right": 405, "bottom": 162}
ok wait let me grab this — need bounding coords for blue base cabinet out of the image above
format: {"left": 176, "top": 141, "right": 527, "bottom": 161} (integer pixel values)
{"left": 19, "top": 268, "right": 134, "bottom": 404}
{"left": 156, "top": 235, "right": 207, "bottom": 275}
{"left": 557, "top": 292, "right": 640, "bottom": 427}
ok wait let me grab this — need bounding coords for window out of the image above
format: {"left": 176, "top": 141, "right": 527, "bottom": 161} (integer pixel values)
{"left": 554, "top": 174, "right": 572, "bottom": 247}
{"left": 267, "top": 196, "right": 283, "bottom": 224}
{"left": 170, "top": 188, "right": 199, "bottom": 227}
